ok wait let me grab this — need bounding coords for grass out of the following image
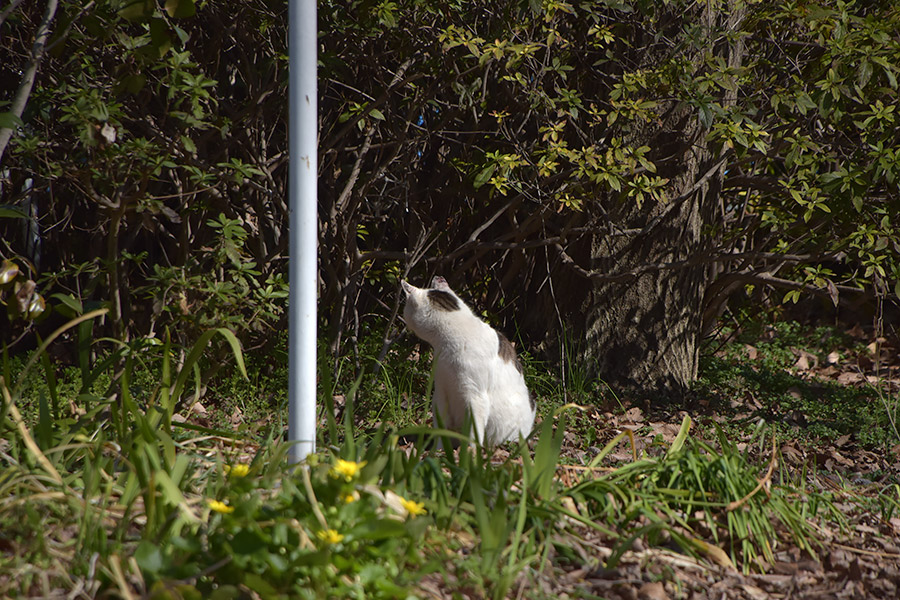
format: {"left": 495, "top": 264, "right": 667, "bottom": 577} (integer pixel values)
{"left": 2, "top": 312, "right": 899, "bottom": 598}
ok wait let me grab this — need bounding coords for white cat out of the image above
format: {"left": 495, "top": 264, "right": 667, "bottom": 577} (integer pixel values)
{"left": 400, "top": 276, "right": 535, "bottom": 446}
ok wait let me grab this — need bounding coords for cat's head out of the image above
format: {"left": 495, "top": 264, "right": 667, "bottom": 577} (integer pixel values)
{"left": 400, "top": 277, "right": 463, "bottom": 343}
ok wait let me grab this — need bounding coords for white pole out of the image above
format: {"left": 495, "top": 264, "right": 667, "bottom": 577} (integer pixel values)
{"left": 288, "top": 0, "right": 318, "bottom": 462}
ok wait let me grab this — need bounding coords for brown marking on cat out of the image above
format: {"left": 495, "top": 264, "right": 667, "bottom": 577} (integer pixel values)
{"left": 497, "top": 332, "right": 534, "bottom": 409}
{"left": 428, "top": 289, "right": 461, "bottom": 312}
{"left": 497, "top": 331, "right": 524, "bottom": 374}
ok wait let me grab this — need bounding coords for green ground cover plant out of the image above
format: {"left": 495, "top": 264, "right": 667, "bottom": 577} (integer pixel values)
{"left": 698, "top": 317, "right": 899, "bottom": 449}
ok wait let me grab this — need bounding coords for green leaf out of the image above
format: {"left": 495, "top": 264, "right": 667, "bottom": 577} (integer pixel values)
{"left": 350, "top": 518, "right": 405, "bottom": 541}
{"left": 872, "top": 56, "right": 898, "bottom": 88}
{"left": 783, "top": 289, "right": 801, "bottom": 304}
{"left": 231, "top": 529, "right": 267, "bottom": 555}
{"left": 181, "top": 135, "right": 197, "bottom": 154}
{"left": 36, "top": 391, "right": 54, "bottom": 449}
{"left": 165, "top": 0, "right": 196, "bottom": 19}
{"left": 0, "top": 112, "right": 23, "bottom": 129}
{"left": 120, "top": 74, "right": 147, "bottom": 94}
{"left": 242, "top": 574, "right": 280, "bottom": 599}
{"left": 155, "top": 470, "right": 199, "bottom": 522}
{"left": 50, "top": 293, "right": 84, "bottom": 317}
{"left": 117, "top": 0, "right": 154, "bottom": 21}
{"left": 167, "top": 328, "right": 247, "bottom": 426}
{"left": 473, "top": 164, "right": 496, "bottom": 188}
{"left": 134, "top": 540, "right": 165, "bottom": 574}
{"left": 666, "top": 415, "right": 692, "bottom": 456}
{"left": 38, "top": 343, "right": 59, "bottom": 422}
{"left": 149, "top": 18, "right": 173, "bottom": 57}
{"left": 857, "top": 60, "right": 873, "bottom": 88}
{"left": 0, "top": 205, "right": 28, "bottom": 219}
{"left": 208, "top": 586, "right": 242, "bottom": 600}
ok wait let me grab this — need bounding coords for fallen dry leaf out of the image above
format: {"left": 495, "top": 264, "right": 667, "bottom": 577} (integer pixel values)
{"left": 837, "top": 372, "right": 864, "bottom": 385}
{"left": 689, "top": 536, "right": 736, "bottom": 570}
{"left": 739, "top": 584, "right": 768, "bottom": 600}
{"left": 890, "top": 518, "right": 900, "bottom": 535}
{"left": 638, "top": 581, "right": 669, "bottom": 600}
{"left": 624, "top": 406, "right": 644, "bottom": 424}
{"left": 648, "top": 422, "right": 681, "bottom": 443}
{"left": 794, "top": 349, "right": 818, "bottom": 371}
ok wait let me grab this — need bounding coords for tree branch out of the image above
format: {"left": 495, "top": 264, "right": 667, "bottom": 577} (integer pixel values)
{"left": 0, "top": 0, "right": 58, "bottom": 165}
{"left": 0, "top": 0, "right": 27, "bottom": 29}
{"left": 554, "top": 242, "right": 850, "bottom": 288}
{"left": 713, "top": 270, "right": 863, "bottom": 297}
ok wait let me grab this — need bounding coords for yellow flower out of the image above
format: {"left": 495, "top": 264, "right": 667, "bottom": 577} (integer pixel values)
{"left": 225, "top": 463, "right": 250, "bottom": 478}
{"left": 399, "top": 497, "right": 427, "bottom": 518}
{"left": 329, "top": 459, "right": 366, "bottom": 482}
{"left": 316, "top": 528, "right": 344, "bottom": 544}
{"left": 207, "top": 499, "right": 235, "bottom": 514}
{"left": 342, "top": 490, "right": 360, "bottom": 503}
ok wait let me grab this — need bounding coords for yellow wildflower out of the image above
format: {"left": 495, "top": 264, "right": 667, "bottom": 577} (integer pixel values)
{"left": 329, "top": 459, "right": 366, "bottom": 482}
{"left": 399, "top": 497, "right": 427, "bottom": 518}
{"left": 207, "top": 499, "right": 235, "bottom": 514}
{"left": 342, "top": 490, "right": 360, "bottom": 503}
{"left": 316, "top": 528, "right": 344, "bottom": 544}
{"left": 225, "top": 463, "right": 250, "bottom": 478}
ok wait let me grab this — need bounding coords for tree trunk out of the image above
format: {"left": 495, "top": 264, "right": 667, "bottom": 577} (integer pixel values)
{"left": 580, "top": 4, "right": 743, "bottom": 397}
{"left": 583, "top": 141, "right": 720, "bottom": 395}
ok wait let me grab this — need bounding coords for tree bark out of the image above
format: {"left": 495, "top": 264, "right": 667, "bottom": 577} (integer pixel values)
{"left": 580, "top": 3, "right": 744, "bottom": 397}
{"left": 583, "top": 132, "right": 718, "bottom": 395}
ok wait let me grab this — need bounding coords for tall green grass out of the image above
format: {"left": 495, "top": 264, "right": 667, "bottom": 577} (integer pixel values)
{"left": 1, "top": 312, "right": 878, "bottom": 598}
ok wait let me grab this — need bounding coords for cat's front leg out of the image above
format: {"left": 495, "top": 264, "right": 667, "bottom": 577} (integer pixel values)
{"left": 466, "top": 393, "right": 490, "bottom": 446}
{"left": 431, "top": 385, "right": 450, "bottom": 430}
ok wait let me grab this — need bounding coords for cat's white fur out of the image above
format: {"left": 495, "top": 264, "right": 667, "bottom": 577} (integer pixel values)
{"left": 401, "top": 276, "right": 535, "bottom": 446}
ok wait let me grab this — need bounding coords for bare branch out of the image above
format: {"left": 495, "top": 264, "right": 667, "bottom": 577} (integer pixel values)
{"left": 0, "top": 0, "right": 27, "bottom": 30}
{"left": 333, "top": 125, "right": 375, "bottom": 218}
{"left": 0, "top": 0, "right": 58, "bottom": 165}
{"left": 554, "top": 241, "right": 846, "bottom": 286}
{"left": 713, "top": 270, "right": 863, "bottom": 297}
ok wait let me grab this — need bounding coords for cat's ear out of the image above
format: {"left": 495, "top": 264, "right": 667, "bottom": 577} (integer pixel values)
{"left": 401, "top": 280, "right": 415, "bottom": 296}
{"left": 431, "top": 276, "right": 450, "bottom": 291}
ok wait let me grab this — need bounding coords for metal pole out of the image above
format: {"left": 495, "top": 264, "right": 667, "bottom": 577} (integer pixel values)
{"left": 288, "top": 0, "right": 317, "bottom": 462}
